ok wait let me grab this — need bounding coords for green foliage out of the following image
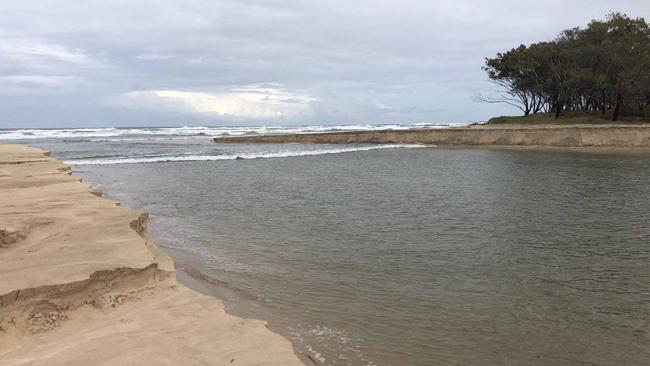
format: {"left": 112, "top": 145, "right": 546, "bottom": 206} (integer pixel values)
{"left": 481, "top": 13, "right": 650, "bottom": 121}
{"left": 487, "top": 112, "right": 649, "bottom": 125}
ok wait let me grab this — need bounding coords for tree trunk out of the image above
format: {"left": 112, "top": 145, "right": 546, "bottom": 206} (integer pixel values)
{"left": 553, "top": 95, "right": 563, "bottom": 119}
{"left": 612, "top": 92, "right": 622, "bottom": 122}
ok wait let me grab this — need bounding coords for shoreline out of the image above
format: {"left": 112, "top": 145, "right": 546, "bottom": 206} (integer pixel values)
{"left": 213, "top": 124, "right": 650, "bottom": 148}
{"left": 0, "top": 144, "right": 304, "bottom": 366}
{"left": 160, "top": 244, "right": 325, "bottom": 366}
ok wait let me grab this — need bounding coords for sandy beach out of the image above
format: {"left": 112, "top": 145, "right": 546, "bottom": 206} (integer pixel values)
{"left": 213, "top": 125, "right": 650, "bottom": 147}
{"left": 0, "top": 144, "right": 303, "bottom": 366}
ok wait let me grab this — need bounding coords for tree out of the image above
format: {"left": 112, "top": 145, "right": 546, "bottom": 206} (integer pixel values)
{"left": 480, "top": 12, "right": 650, "bottom": 121}
{"left": 478, "top": 45, "right": 546, "bottom": 115}
{"left": 597, "top": 13, "right": 650, "bottom": 120}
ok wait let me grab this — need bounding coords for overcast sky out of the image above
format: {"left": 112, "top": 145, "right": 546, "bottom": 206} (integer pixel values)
{"left": 0, "top": 1, "right": 648, "bottom": 128}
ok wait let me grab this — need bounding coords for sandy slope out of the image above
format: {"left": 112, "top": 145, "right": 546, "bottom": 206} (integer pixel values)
{"left": 213, "top": 124, "right": 650, "bottom": 147}
{"left": 0, "top": 144, "right": 303, "bottom": 366}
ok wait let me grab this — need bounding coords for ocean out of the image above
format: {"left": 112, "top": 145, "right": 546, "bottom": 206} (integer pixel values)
{"left": 3, "top": 125, "right": 650, "bottom": 365}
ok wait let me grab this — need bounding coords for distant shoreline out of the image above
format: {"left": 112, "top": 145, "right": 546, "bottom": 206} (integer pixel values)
{"left": 213, "top": 125, "right": 650, "bottom": 148}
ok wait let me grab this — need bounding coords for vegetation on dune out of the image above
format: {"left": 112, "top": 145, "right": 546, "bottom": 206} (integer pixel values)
{"left": 487, "top": 112, "right": 650, "bottom": 125}
{"left": 478, "top": 13, "right": 650, "bottom": 122}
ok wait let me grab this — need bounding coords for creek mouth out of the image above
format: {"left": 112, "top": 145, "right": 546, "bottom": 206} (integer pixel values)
{"left": 27, "top": 136, "right": 650, "bottom": 366}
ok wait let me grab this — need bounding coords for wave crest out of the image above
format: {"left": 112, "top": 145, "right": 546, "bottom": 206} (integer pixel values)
{"left": 64, "top": 144, "right": 423, "bottom": 165}
{"left": 0, "top": 124, "right": 460, "bottom": 140}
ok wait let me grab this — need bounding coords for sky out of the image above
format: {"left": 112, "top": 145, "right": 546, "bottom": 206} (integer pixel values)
{"left": 0, "top": 1, "right": 648, "bottom": 128}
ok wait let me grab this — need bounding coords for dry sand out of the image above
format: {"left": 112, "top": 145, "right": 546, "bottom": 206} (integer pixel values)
{"left": 0, "top": 144, "right": 303, "bottom": 366}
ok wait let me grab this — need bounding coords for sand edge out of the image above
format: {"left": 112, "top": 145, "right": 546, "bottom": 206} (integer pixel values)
{"left": 0, "top": 143, "right": 304, "bottom": 366}
{"left": 213, "top": 125, "right": 650, "bottom": 147}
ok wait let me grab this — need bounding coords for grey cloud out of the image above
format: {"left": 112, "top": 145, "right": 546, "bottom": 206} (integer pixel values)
{"left": 0, "top": 0, "right": 648, "bottom": 127}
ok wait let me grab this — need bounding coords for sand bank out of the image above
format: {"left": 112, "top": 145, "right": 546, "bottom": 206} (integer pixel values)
{"left": 213, "top": 125, "right": 650, "bottom": 147}
{"left": 0, "top": 144, "right": 302, "bottom": 366}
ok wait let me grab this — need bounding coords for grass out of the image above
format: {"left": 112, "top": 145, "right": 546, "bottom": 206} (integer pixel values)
{"left": 487, "top": 112, "right": 650, "bottom": 125}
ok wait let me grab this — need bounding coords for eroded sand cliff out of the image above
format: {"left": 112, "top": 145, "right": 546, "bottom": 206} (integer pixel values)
{"left": 0, "top": 144, "right": 302, "bottom": 366}
{"left": 213, "top": 125, "right": 650, "bottom": 147}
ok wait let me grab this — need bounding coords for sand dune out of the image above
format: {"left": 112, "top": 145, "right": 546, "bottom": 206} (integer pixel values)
{"left": 0, "top": 144, "right": 303, "bottom": 366}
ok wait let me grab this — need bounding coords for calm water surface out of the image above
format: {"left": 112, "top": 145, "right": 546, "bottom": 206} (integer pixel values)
{"left": 20, "top": 135, "right": 650, "bottom": 365}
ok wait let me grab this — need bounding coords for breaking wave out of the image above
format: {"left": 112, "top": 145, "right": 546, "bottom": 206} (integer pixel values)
{"left": 64, "top": 144, "right": 423, "bottom": 165}
{"left": 0, "top": 124, "right": 460, "bottom": 140}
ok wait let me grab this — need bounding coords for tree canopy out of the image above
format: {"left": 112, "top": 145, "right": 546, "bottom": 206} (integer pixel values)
{"left": 480, "top": 13, "right": 650, "bottom": 121}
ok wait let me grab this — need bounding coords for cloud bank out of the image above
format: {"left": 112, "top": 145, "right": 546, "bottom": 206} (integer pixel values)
{"left": 0, "top": 0, "right": 648, "bottom": 127}
{"left": 120, "top": 87, "right": 315, "bottom": 119}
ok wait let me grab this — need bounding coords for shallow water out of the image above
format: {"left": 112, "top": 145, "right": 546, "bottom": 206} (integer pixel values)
{"left": 17, "top": 133, "right": 650, "bottom": 365}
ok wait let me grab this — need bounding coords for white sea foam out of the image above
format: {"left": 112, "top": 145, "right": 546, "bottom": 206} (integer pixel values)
{"left": 0, "top": 124, "right": 462, "bottom": 140}
{"left": 64, "top": 144, "right": 424, "bottom": 165}
{"left": 306, "top": 325, "right": 356, "bottom": 345}
{"left": 305, "top": 346, "right": 327, "bottom": 364}
{"left": 0, "top": 126, "right": 214, "bottom": 140}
